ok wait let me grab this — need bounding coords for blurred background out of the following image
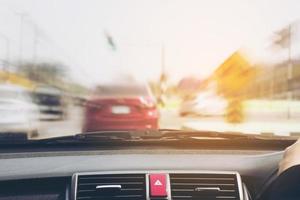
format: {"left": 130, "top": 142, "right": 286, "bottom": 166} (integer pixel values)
{"left": 0, "top": 0, "right": 300, "bottom": 140}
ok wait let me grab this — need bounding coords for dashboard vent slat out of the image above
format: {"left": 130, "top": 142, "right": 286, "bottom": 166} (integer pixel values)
{"left": 170, "top": 173, "right": 241, "bottom": 200}
{"left": 76, "top": 174, "right": 146, "bottom": 200}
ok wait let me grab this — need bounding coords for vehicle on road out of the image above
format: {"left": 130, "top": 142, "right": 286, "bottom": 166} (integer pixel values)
{"left": 179, "top": 91, "right": 227, "bottom": 117}
{"left": 0, "top": 84, "right": 39, "bottom": 139}
{"left": 83, "top": 83, "right": 159, "bottom": 131}
{"left": 33, "top": 85, "right": 67, "bottom": 120}
{"left": 1, "top": 1, "right": 300, "bottom": 200}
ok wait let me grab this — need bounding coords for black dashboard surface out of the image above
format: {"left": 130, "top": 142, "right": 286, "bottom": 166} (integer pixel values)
{"left": 0, "top": 177, "right": 68, "bottom": 200}
{"left": 0, "top": 148, "right": 283, "bottom": 198}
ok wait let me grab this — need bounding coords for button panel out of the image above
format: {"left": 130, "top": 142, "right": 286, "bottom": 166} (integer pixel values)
{"left": 149, "top": 173, "right": 168, "bottom": 198}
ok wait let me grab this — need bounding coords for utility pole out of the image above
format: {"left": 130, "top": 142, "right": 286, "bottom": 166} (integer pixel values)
{"left": 273, "top": 23, "right": 294, "bottom": 119}
{"left": 0, "top": 33, "right": 10, "bottom": 72}
{"left": 161, "top": 43, "right": 165, "bottom": 75}
{"left": 287, "top": 24, "right": 292, "bottom": 119}
{"left": 16, "top": 12, "right": 27, "bottom": 67}
{"left": 33, "top": 24, "right": 38, "bottom": 64}
{"left": 158, "top": 43, "right": 166, "bottom": 107}
{"left": 32, "top": 23, "right": 39, "bottom": 81}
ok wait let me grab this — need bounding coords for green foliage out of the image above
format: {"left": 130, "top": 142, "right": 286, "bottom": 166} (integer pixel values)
{"left": 17, "top": 61, "right": 68, "bottom": 84}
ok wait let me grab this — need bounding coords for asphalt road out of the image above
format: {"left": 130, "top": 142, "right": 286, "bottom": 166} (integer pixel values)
{"left": 35, "top": 105, "right": 300, "bottom": 139}
{"left": 36, "top": 105, "right": 84, "bottom": 139}
{"left": 36, "top": 106, "right": 193, "bottom": 139}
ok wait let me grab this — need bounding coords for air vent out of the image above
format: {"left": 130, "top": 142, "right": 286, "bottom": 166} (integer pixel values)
{"left": 170, "top": 173, "right": 241, "bottom": 200}
{"left": 75, "top": 174, "right": 146, "bottom": 200}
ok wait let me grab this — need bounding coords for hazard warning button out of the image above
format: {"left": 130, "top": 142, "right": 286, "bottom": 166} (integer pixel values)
{"left": 149, "top": 174, "right": 167, "bottom": 198}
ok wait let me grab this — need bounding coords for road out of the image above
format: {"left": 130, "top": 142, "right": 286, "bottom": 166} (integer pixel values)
{"left": 36, "top": 105, "right": 84, "bottom": 139}
{"left": 36, "top": 106, "right": 194, "bottom": 139}
{"left": 35, "top": 103, "right": 300, "bottom": 139}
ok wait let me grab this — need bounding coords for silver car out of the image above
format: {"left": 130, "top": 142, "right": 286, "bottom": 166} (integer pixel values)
{"left": 0, "top": 84, "right": 39, "bottom": 139}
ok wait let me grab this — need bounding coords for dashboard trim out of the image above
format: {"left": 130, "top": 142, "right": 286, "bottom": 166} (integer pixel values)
{"left": 71, "top": 170, "right": 244, "bottom": 200}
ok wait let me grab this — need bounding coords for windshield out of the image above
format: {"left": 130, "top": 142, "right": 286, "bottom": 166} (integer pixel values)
{"left": 0, "top": 0, "right": 299, "bottom": 142}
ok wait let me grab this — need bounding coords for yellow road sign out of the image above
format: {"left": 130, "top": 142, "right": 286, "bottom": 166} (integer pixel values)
{"left": 214, "top": 51, "right": 257, "bottom": 95}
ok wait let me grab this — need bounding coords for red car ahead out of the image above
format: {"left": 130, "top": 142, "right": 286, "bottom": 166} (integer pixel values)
{"left": 83, "top": 84, "right": 159, "bottom": 132}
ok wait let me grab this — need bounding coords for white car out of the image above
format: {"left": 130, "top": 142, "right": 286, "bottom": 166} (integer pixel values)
{"left": 0, "top": 84, "right": 40, "bottom": 139}
{"left": 179, "top": 91, "right": 227, "bottom": 117}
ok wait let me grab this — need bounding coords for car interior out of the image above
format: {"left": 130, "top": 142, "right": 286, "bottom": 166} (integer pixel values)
{"left": 0, "top": 135, "right": 295, "bottom": 200}
{"left": 0, "top": 0, "right": 299, "bottom": 200}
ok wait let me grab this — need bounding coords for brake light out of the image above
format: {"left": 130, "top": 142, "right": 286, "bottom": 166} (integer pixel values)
{"left": 147, "top": 109, "right": 159, "bottom": 117}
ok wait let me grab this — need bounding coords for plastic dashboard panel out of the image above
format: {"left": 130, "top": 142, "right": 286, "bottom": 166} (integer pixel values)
{"left": 0, "top": 177, "right": 69, "bottom": 200}
{"left": 71, "top": 170, "right": 245, "bottom": 200}
{"left": 0, "top": 150, "right": 283, "bottom": 181}
{"left": 0, "top": 149, "right": 284, "bottom": 199}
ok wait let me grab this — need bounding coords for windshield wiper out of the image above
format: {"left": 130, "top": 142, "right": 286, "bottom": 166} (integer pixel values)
{"left": 159, "top": 130, "right": 250, "bottom": 140}
{"left": 0, "top": 130, "right": 294, "bottom": 146}
{"left": 40, "top": 130, "right": 166, "bottom": 144}
{"left": 33, "top": 129, "right": 284, "bottom": 145}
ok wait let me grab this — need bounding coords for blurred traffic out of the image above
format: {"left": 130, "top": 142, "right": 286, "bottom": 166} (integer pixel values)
{"left": 83, "top": 83, "right": 158, "bottom": 131}
{"left": 0, "top": 1, "right": 300, "bottom": 140}
{"left": 179, "top": 90, "right": 227, "bottom": 117}
{"left": 0, "top": 84, "right": 38, "bottom": 139}
{"left": 2, "top": 44, "right": 300, "bottom": 139}
{"left": 33, "top": 85, "right": 67, "bottom": 121}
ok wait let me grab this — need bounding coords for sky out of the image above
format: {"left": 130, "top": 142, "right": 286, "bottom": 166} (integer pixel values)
{"left": 0, "top": 0, "right": 299, "bottom": 86}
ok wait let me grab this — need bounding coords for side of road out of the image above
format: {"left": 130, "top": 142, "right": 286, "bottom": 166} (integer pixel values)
{"left": 182, "top": 119, "right": 300, "bottom": 136}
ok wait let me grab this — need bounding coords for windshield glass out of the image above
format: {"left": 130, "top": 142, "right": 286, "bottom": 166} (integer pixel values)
{"left": 0, "top": 0, "right": 299, "bottom": 141}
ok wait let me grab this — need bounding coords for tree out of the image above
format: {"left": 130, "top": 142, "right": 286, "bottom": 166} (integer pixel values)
{"left": 17, "top": 61, "right": 68, "bottom": 84}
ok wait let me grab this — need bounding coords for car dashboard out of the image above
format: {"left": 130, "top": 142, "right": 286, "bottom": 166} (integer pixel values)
{"left": 72, "top": 171, "right": 245, "bottom": 200}
{"left": 0, "top": 147, "right": 285, "bottom": 200}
